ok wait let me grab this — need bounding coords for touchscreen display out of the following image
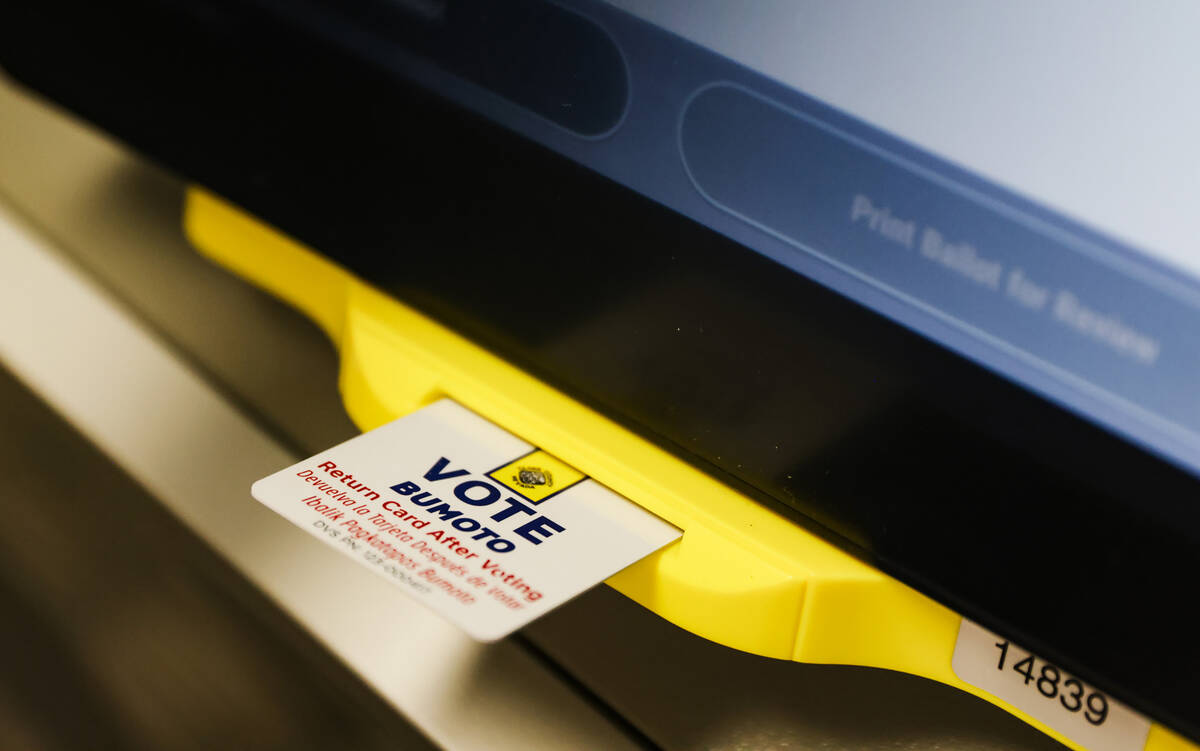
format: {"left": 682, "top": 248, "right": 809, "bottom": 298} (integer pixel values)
{"left": 329, "top": 0, "right": 1200, "bottom": 478}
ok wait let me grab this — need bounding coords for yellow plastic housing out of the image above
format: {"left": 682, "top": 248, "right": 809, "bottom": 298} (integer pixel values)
{"left": 184, "top": 187, "right": 1191, "bottom": 751}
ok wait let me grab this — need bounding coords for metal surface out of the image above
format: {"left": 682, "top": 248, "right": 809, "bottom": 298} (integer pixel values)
{"left": 0, "top": 365, "right": 439, "bottom": 751}
{"left": 0, "top": 84, "right": 642, "bottom": 751}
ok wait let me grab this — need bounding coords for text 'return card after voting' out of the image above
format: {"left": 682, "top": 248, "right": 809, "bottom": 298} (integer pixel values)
{"left": 251, "top": 399, "right": 681, "bottom": 641}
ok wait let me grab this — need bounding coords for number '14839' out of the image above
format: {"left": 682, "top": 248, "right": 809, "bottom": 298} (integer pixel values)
{"left": 994, "top": 641, "right": 1109, "bottom": 726}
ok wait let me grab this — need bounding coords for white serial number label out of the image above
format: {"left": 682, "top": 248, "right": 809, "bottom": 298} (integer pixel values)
{"left": 952, "top": 620, "right": 1150, "bottom": 751}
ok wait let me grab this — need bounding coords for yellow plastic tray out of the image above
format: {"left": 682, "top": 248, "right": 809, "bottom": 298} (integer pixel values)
{"left": 184, "top": 187, "right": 1191, "bottom": 751}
